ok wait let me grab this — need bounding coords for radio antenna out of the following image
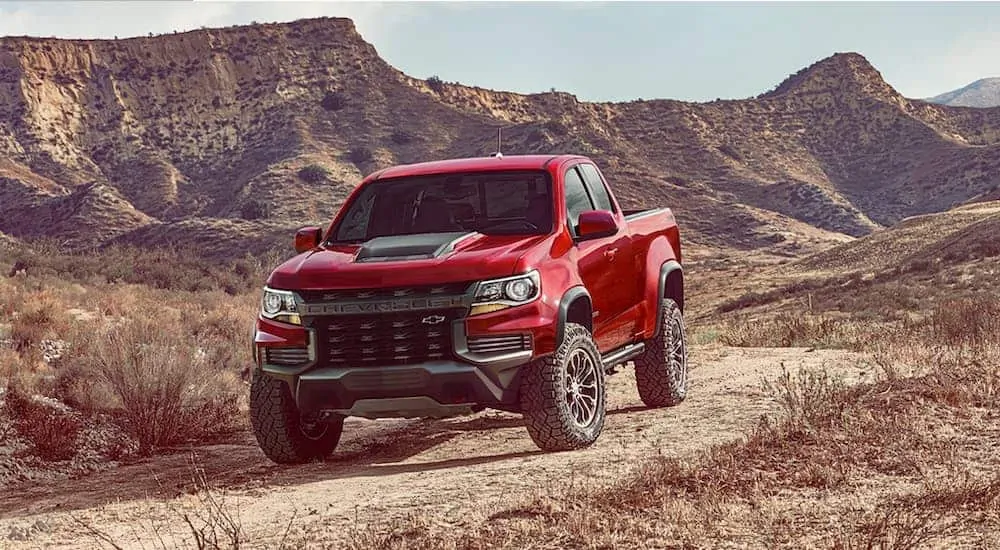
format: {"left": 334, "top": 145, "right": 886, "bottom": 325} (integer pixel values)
{"left": 494, "top": 127, "right": 503, "bottom": 159}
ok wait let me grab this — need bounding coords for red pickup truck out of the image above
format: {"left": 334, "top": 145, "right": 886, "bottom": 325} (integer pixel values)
{"left": 250, "top": 154, "right": 686, "bottom": 464}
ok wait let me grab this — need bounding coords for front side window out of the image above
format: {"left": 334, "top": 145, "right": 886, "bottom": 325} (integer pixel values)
{"left": 578, "top": 163, "right": 616, "bottom": 213}
{"left": 330, "top": 170, "right": 553, "bottom": 243}
{"left": 563, "top": 167, "right": 594, "bottom": 234}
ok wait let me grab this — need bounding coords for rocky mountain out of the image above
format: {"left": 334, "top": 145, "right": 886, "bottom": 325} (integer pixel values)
{"left": 927, "top": 78, "right": 1000, "bottom": 108}
{"left": 2, "top": 17, "right": 1000, "bottom": 259}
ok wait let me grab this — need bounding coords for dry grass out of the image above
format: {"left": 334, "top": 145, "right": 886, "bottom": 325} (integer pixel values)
{"left": 0, "top": 244, "right": 259, "bottom": 465}
{"left": 5, "top": 240, "right": 280, "bottom": 295}
{"left": 333, "top": 298, "right": 1000, "bottom": 549}
{"left": 718, "top": 312, "right": 876, "bottom": 349}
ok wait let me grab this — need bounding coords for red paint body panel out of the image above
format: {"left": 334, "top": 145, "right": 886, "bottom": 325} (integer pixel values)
{"left": 255, "top": 317, "right": 309, "bottom": 347}
{"left": 257, "top": 154, "right": 682, "bottom": 363}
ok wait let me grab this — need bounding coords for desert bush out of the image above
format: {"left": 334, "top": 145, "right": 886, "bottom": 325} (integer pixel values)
{"left": 390, "top": 130, "right": 414, "bottom": 145}
{"left": 320, "top": 90, "right": 346, "bottom": 111}
{"left": 426, "top": 75, "right": 444, "bottom": 93}
{"left": 3, "top": 385, "right": 83, "bottom": 461}
{"left": 297, "top": 163, "right": 330, "bottom": 184}
{"left": 349, "top": 146, "right": 373, "bottom": 164}
{"left": 542, "top": 120, "right": 568, "bottom": 135}
{"left": 239, "top": 198, "right": 271, "bottom": 220}
{"left": 9, "top": 293, "right": 68, "bottom": 355}
{"left": 718, "top": 143, "right": 743, "bottom": 161}
{"left": 70, "top": 316, "right": 243, "bottom": 454}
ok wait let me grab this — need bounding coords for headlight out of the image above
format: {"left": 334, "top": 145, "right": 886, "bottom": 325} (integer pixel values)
{"left": 260, "top": 287, "right": 302, "bottom": 325}
{"left": 471, "top": 270, "right": 540, "bottom": 315}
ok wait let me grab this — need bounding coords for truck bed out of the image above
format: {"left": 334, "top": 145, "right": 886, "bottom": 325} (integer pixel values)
{"left": 623, "top": 208, "right": 668, "bottom": 220}
{"left": 622, "top": 207, "right": 681, "bottom": 264}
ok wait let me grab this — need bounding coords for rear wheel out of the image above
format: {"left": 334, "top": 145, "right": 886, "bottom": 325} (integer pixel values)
{"left": 520, "top": 323, "right": 606, "bottom": 451}
{"left": 249, "top": 372, "right": 344, "bottom": 464}
{"left": 634, "top": 297, "right": 688, "bottom": 407}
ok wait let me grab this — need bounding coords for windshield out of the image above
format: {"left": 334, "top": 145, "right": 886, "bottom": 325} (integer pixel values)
{"left": 330, "top": 170, "right": 553, "bottom": 243}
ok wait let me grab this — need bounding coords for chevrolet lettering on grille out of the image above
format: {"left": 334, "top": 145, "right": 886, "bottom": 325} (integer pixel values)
{"left": 302, "top": 295, "right": 465, "bottom": 315}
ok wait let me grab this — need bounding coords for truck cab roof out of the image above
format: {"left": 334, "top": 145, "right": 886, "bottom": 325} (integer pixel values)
{"left": 367, "top": 154, "right": 590, "bottom": 182}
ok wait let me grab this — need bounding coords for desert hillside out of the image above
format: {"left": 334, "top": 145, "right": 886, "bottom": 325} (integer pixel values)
{"left": 928, "top": 77, "right": 1000, "bottom": 108}
{"left": 2, "top": 17, "right": 1000, "bottom": 257}
{"left": 685, "top": 199, "right": 1000, "bottom": 329}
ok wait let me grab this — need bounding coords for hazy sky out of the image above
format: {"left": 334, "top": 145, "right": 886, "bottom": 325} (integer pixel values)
{"left": 0, "top": 1, "right": 997, "bottom": 102}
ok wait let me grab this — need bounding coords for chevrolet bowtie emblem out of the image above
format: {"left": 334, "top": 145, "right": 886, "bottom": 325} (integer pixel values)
{"left": 421, "top": 315, "right": 446, "bottom": 325}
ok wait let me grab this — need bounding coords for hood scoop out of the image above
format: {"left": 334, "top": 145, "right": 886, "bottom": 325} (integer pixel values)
{"left": 354, "top": 232, "right": 477, "bottom": 263}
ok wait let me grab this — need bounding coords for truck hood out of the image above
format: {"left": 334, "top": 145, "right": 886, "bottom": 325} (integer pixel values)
{"left": 267, "top": 231, "right": 546, "bottom": 290}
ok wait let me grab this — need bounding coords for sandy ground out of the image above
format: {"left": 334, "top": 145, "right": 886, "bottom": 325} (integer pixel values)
{"left": 0, "top": 345, "right": 872, "bottom": 549}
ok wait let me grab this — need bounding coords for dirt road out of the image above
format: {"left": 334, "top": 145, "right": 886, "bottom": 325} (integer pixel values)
{"left": 0, "top": 346, "right": 871, "bottom": 549}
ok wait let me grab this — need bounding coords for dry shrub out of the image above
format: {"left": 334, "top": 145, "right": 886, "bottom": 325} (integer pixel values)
{"left": 70, "top": 316, "right": 242, "bottom": 454}
{"left": 182, "top": 299, "right": 257, "bottom": 373}
{"left": 827, "top": 476, "right": 1000, "bottom": 549}
{"left": 719, "top": 313, "right": 874, "bottom": 349}
{"left": 720, "top": 297, "right": 1000, "bottom": 354}
{"left": 0, "top": 347, "right": 19, "bottom": 380}
{"left": 926, "top": 297, "right": 1000, "bottom": 349}
{"left": 8, "top": 292, "right": 68, "bottom": 354}
{"left": 2, "top": 385, "right": 83, "bottom": 461}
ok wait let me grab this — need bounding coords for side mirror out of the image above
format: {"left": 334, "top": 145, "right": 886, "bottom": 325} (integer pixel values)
{"left": 294, "top": 226, "right": 322, "bottom": 253}
{"left": 576, "top": 210, "right": 618, "bottom": 240}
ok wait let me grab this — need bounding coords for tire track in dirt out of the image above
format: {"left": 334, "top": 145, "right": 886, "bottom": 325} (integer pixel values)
{"left": 0, "top": 346, "right": 873, "bottom": 549}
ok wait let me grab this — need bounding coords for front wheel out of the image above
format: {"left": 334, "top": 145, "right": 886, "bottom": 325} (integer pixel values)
{"left": 520, "top": 323, "right": 606, "bottom": 451}
{"left": 634, "top": 297, "right": 688, "bottom": 407}
{"left": 249, "top": 372, "right": 344, "bottom": 464}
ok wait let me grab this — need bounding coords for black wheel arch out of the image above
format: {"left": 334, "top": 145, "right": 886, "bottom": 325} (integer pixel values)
{"left": 655, "top": 260, "right": 684, "bottom": 338}
{"left": 556, "top": 286, "right": 593, "bottom": 349}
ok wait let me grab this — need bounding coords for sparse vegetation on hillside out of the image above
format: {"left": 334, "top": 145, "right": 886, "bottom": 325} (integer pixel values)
{"left": 4, "top": 240, "right": 279, "bottom": 295}
{"left": 426, "top": 75, "right": 444, "bottom": 93}
{"left": 297, "top": 163, "right": 330, "bottom": 184}
{"left": 349, "top": 146, "right": 373, "bottom": 165}
{"left": 4, "top": 19, "right": 1000, "bottom": 255}
{"left": 240, "top": 198, "right": 272, "bottom": 220}
{"left": 320, "top": 90, "right": 347, "bottom": 111}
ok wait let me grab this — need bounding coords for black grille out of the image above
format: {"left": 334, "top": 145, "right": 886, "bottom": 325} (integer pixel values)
{"left": 298, "top": 282, "right": 473, "bottom": 303}
{"left": 265, "top": 346, "right": 310, "bottom": 366}
{"left": 467, "top": 334, "right": 532, "bottom": 355}
{"left": 316, "top": 310, "right": 460, "bottom": 367}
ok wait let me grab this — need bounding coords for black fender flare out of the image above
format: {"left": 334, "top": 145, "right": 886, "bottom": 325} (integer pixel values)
{"left": 555, "top": 285, "right": 592, "bottom": 349}
{"left": 654, "top": 260, "right": 684, "bottom": 338}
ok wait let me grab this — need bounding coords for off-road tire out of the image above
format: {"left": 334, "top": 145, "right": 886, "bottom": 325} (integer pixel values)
{"left": 249, "top": 372, "right": 344, "bottom": 464}
{"left": 634, "top": 297, "right": 688, "bottom": 407}
{"left": 520, "top": 323, "right": 606, "bottom": 451}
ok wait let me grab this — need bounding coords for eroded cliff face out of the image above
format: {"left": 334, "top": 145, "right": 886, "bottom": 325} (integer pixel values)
{"left": 1, "top": 19, "right": 999, "bottom": 257}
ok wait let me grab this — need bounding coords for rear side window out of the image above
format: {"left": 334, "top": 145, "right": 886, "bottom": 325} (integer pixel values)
{"left": 578, "top": 164, "right": 615, "bottom": 213}
{"left": 563, "top": 167, "right": 594, "bottom": 233}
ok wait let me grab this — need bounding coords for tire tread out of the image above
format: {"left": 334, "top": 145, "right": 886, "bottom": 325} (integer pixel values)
{"left": 634, "top": 298, "right": 687, "bottom": 408}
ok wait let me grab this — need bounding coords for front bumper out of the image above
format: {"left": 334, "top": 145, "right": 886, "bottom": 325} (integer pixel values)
{"left": 296, "top": 361, "right": 512, "bottom": 419}
{"left": 253, "top": 299, "right": 555, "bottom": 418}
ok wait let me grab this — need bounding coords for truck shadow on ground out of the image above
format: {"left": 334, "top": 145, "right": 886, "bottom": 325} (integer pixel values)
{"left": 0, "top": 412, "right": 550, "bottom": 518}
{"left": 1, "top": 404, "right": 660, "bottom": 518}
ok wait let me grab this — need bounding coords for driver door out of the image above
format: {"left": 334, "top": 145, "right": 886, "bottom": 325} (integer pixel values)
{"left": 564, "top": 165, "right": 630, "bottom": 353}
